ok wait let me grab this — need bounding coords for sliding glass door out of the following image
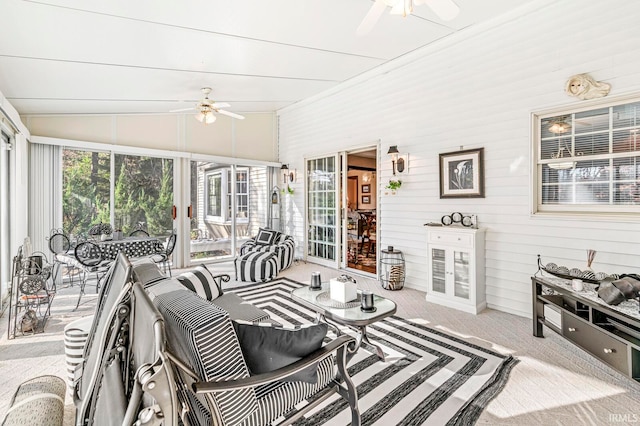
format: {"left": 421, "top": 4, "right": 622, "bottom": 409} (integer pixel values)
{"left": 306, "top": 155, "right": 339, "bottom": 268}
{"left": 189, "top": 160, "right": 269, "bottom": 264}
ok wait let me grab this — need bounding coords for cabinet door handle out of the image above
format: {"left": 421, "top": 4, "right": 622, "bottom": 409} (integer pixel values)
{"left": 603, "top": 348, "right": 614, "bottom": 354}
{"left": 457, "top": 237, "right": 461, "bottom": 241}
{"left": 568, "top": 327, "right": 576, "bottom": 332}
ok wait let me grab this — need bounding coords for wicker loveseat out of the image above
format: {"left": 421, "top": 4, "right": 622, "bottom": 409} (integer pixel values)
{"left": 4, "top": 254, "right": 360, "bottom": 426}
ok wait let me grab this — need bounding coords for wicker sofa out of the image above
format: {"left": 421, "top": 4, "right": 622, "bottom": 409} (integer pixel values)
{"left": 53, "top": 254, "right": 360, "bottom": 426}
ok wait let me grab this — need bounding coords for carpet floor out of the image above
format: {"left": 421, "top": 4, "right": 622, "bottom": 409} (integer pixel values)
{"left": 228, "top": 278, "right": 518, "bottom": 426}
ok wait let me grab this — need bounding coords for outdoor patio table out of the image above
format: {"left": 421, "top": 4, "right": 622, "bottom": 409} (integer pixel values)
{"left": 96, "top": 236, "right": 165, "bottom": 260}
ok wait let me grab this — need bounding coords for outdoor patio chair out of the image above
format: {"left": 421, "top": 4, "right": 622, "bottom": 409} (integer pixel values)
{"left": 73, "top": 241, "right": 113, "bottom": 310}
{"left": 128, "top": 229, "right": 149, "bottom": 237}
{"left": 150, "top": 230, "right": 177, "bottom": 276}
{"left": 47, "top": 228, "right": 78, "bottom": 289}
{"left": 73, "top": 253, "right": 133, "bottom": 426}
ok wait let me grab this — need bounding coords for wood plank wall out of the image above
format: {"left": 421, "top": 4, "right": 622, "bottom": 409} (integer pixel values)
{"left": 277, "top": 0, "right": 640, "bottom": 317}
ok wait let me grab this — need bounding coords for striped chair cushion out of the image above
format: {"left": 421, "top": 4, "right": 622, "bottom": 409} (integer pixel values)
{"left": 240, "top": 355, "right": 336, "bottom": 426}
{"left": 274, "top": 235, "right": 295, "bottom": 271}
{"left": 177, "top": 265, "right": 222, "bottom": 301}
{"left": 153, "top": 290, "right": 258, "bottom": 426}
{"left": 239, "top": 234, "right": 295, "bottom": 272}
{"left": 235, "top": 251, "right": 279, "bottom": 283}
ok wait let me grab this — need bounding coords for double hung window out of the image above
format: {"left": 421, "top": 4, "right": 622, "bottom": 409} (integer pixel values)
{"left": 205, "top": 167, "right": 249, "bottom": 223}
{"left": 534, "top": 98, "right": 640, "bottom": 215}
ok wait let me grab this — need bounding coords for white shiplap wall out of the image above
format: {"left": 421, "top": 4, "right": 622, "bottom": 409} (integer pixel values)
{"left": 277, "top": 0, "right": 640, "bottom": 318}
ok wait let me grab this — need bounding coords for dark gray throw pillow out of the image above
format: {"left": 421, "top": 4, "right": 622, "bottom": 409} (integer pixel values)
{"left": 232, "top": 320, "right": 328, "bottom": 383}
{"left": 255, "top": 228, "right": 279, "bottom": 245}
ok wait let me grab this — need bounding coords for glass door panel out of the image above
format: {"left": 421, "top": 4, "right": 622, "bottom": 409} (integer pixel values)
{"left": 63, "top": 149, "right": 111, "bottom": 237}
{"left": 113, "top": 154, "right": 174, "bottom": 239}
{"left": 453, "top": 250, "right": 470, "bottom": 299}
{"left": 235, "top": 165, "right": 268, "bottom": 254}
{"left": 190, "top": 161, "right": 268, "bottom": 263}
{"left": 431, "top": 248, "right": 446, "bottom": 293}
{"left": 307, "top": 155, "right": 338, "bottom": 267}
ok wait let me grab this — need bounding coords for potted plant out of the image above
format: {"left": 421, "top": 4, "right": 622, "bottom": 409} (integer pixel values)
{"left": 281, "top": 185, "right": 295, "bottom": 195}
{"left": 386, "top": 179, "right": 402, "bottom": 194}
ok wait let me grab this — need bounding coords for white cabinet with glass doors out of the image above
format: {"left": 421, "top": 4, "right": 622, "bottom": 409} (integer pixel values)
{"left": 426, "top": 227, "right": 486, "bottom": 314}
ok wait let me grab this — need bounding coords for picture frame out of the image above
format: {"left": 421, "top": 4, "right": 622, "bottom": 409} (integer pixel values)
{"left": 361, "top": 184, "right": 371, "bottom": 194}
{"left": 361, "top": 195, "right": 371, "bottom": 204}
{"left": 439, "top": 148, "right": 485, "bottom": 198}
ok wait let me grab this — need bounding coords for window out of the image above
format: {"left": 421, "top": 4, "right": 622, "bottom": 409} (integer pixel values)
{"left": 534, "top": 98, "right": 640, "bottom": 215}
{"left": 206, "top": 172, "right": 222, "bottom": 219}
{"left": 62, "top": 149, "right": 174, "bottom": 237}
{"left": 205, "top": 167, "right": 249, "bottom": 222}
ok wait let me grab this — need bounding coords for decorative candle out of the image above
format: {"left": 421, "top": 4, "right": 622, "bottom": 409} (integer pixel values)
{"left": 361, "top": 290, "right": 374, "bottom": 310}
{"left": 310, "top": 272, "right": 322, "bottom": 289}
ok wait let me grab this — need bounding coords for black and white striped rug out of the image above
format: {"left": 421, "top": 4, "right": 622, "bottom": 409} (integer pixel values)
{"left": 228, "top": 278, "right": 517, "bottom": 426}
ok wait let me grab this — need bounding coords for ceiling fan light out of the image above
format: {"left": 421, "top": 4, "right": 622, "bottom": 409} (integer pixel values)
{"left": 204, "top": 112, "right": 217, "bottom": 124}
{"left": 390, "top": 0, "right": 413, "bottom": 16}
{"left": 549, "top": 121, "right": 570, "bottom": 134}
{"left": 427, "top": 0, "right": 460, "bottom": 21}
{"left": 195, "top": 111, "right": 205, "bottom": 123}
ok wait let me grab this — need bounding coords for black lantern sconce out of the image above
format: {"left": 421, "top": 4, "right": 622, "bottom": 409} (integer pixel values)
{"left": 387, "top": 145, "right": 407, "bottom": 175}
{"left": 281, "top": 164, "right": 296, "bottom": 183}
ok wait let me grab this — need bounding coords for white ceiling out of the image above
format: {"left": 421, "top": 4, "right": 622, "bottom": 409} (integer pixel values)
{"left": 0, "top": 0, "right": 537, "bottom": 117}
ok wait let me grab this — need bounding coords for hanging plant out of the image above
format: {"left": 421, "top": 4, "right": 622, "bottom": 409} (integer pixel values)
{"left": 386, "top": 180, "right": 402, "bottom": 191}
{"left": 281, "top": 185, "right": 295, "bottom": 195}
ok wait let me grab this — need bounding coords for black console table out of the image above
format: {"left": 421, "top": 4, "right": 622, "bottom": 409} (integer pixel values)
{"left": 532, "top": 275, "right": 640, "bottom": 382}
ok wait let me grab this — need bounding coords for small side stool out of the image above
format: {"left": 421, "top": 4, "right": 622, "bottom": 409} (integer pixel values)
{"left": 235, "top": 251, "right": 279, "bottom": 283}
{"left": 63, "top": 315, "right": 93, "bottom": 396}
{"left": 1, "top": 375, "right": 66, "bottom": 426}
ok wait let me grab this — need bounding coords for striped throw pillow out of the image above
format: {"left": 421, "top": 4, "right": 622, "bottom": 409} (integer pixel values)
{"left": 177, "top": 265, "right": 222, "bottom": 301}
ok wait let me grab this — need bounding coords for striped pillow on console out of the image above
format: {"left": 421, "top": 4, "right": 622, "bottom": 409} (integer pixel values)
{"left": 177, "top": 264, "right": 223, "bottom": 301}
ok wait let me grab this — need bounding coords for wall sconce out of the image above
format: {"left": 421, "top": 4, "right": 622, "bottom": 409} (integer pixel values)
{"left": 387, "top": 145, "right": 408, "bottom": 175}
{"left": 281, "top": 164, "right": 295, "bottom": 183}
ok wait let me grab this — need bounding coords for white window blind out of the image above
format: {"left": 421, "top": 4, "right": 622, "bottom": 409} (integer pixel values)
{"left": 535, "top": 99, "right": 640, "bottom": 214}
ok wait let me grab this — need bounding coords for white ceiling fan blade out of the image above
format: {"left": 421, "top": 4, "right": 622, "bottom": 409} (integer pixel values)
{"left": 210, "top": 102, "right": 230, "bottom": 109}
{"left": 217, "top": 109, "right": 245, "bottom": 120}
{"left": 169, "top": 107, "right": 196, "bottom": 112}
{"left": 425, "top": 0, "right": 460, "bottom": 21}
{"left": 356, "top": 0, "right": 388, "bottom": 36}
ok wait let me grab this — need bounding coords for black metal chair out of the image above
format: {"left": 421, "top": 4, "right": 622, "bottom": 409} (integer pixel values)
{"left": 150, "top": 231, "right": 177, "bottom": 277}
{"left": 74, "top": 240, "right": 112, "bottom": 309}
{"left": 47, "top": 229, "right": 77, "bottom": 289}
{"left": 129, "top": 229, "right": 149, "bottom": 237}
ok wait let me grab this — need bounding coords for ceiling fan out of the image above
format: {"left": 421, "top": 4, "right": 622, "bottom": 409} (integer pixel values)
{"left": 357, "top": 0, "right": 460, "bottom": 35}
{"left": 171, "top": 87, "right": 245, "bottom": 124}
